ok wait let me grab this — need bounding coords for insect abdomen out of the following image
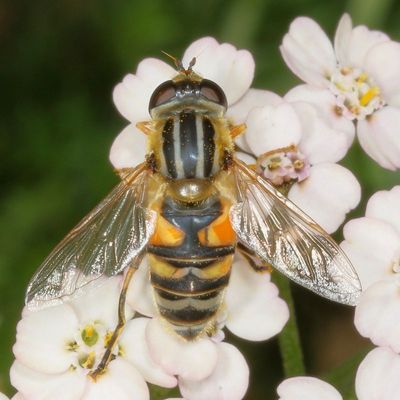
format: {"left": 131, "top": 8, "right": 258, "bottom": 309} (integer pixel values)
{"left": 148, "top": 194, "right": 236, "bottom": 339}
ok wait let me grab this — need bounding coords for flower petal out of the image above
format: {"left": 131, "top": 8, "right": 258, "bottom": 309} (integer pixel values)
{"left": 356, "top": 347, "right": 400, "bottom": 400}
{"left": 13, "top": 304, "right": 79, "bottom": 374}
{"left": 280, "top": 17, "right": 336, "bottom": 87}
{"left": 277, "top": 376, "right": 342, "bottom": 400}
{"left": 358, "top": 106, "right": 400, "bottom": 170}
{"left": 179, "top": 343, "right": 249, "bottom": 400}
{"left": 113, "top": 58, "right": 176, "bottom": 123}
{"left": 0, "top": 394, "right": 9, "bottom": 400}
{"left": 10, "top": 361, "right": 86, "bottom": 400}
{"left": 126, "top": 258, "right": 157, "bottom": 317}
{"left": 83, "top": 359, "right": 149, "bottom": 400}
{"left": 335, "top": 14, "right": 390, "bottom": 67}
{"left": 234, "top": 151, "right": 256, "bottom": 165}
{"left": 182, "top": 37, "right": 255, "bottom": 105}
{"left": 120, "top": 317, "right": 177, "bottom": 388}
{"left": 146, "top": 317, "right": 218, "bottom": 381}
{"left": 288, "top": 163, "right": 361, "bottom": 233}
{"left": 109, "top": 124, "right": 147, "bottom": 169}
{"left": 69, "top": 276, "right": 133, "bottom": 329}
{"left": 341, "top": 217, "right": 400, "bottom": 290}
{"left": 365, "top": 41, "right": 400, "bottom": 106}
{"left": 291, "top": 101, "right": 350, "bottom": 164}
{"left": 334, "top": 14, "right": 353, "bottom": 66}
{"left": 225, "top": 254, "right": 289, "bottom": 341}
{"left": 228, "top": 89, "right": 283, "bottom": 153}
{"left": 245, "top": 102, "right": 302, "bottom": 156}
{"left": 366, "top": 186, "right": 400, "bottom": 235}
{"left": 355, "top": 280, "right": 400, "bottom": 351}
{"left": 285, "top": 84, "right": 355, "bottom": 147}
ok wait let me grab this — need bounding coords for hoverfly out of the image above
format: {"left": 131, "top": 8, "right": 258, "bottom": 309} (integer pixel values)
{"left": 25, "top": 57, "right": 361, "bottom": 378}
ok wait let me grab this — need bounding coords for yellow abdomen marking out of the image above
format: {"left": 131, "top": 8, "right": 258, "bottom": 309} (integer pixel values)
{"left": 198, "top": 199, "right": 236, "bottom": 247}
{"left": 149, "top": 214, "right": 185, "bottom": 247}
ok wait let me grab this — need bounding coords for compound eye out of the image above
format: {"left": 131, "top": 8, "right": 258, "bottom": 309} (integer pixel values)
{"left": 199, "top": 79, "right": 227, "bottom": 109}
{"left": 149, "top": 81, "right": 176, "bottom": 110}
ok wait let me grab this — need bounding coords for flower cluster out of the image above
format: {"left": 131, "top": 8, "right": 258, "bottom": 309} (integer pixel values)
{"left": 5, "top": 13, "right": 400, "bottom": 400}
{"left": 281, "top": 13, "right": 400, "bottom": 170}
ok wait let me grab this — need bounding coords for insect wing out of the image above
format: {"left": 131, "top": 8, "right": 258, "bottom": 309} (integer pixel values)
{"left": 230, "top": 159, "right": 361, "bottom": 306}
{"left": 26, "top": 164, "right": 156, "bottom": 309}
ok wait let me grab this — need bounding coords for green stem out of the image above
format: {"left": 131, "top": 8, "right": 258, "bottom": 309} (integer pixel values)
{"left": 273, "top": 273, "right": 306, "bottom": 377}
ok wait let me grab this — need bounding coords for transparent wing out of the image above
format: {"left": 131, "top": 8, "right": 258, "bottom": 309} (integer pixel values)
{"left": 26, "top": 163, "right": 156, "bottom": 309}
{"left": 230, "top": 158, "right": 361, "bottom": 305}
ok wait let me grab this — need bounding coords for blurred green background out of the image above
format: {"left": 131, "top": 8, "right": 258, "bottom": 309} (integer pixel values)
{"left": 1, "top": 0, "right": 400, "bottom": 398}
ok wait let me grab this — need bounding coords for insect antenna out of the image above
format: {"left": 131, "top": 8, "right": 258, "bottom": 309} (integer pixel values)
{"left": 161, "top": 51, "right": 196, "bottom": 76}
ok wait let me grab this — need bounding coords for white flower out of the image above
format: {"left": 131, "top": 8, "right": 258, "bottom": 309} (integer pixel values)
{"left": 355, "top": 280, "right": 400, "bottom": 351}
{"left": 11, "top": 277, "right": 176, "bottom": 400}
{"left": 356, "top": 347, "right": 400, "bottom": 400}
{"left": 276, "top": 376, "right": 343, "bottom": 400}
{"left": 281, "top": 13, "right": 400, "bottom": 170}
{"left": 126, "top": 253, "right": 288, "bottom": 399}
{"left": 341, "top": 186, "right": 400, "bottom": 291}
{"left": 179, "top": 342, "right": 249, "bottom": 400}
{"left": 341, "top": 186, "right": 400, "bottom": 350}
{"left": 235, "top": 92, "right": 360, "bottom": 233}
{"left": 110, "top": 36, "right": 255, "bottom": 169}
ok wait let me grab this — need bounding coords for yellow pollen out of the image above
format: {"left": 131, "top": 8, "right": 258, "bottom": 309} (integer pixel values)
{"left": 104, "top": 331, "right": 113, "bottom": 347}
{"left": 340, "top": 67, "right": 351, "bottom": 75}
{"left": 360, "top": 86, "right": 380, "bottom": 106}
{"left": 81, "top": 325, "right": 99, "bottom": 347}
{"left": 293, "top": 160, "right": 304, "bottom": 170}
{"left": 356, "top": 72, "right": 368, "bottom": 84}
{"left": 79, "top": 352, "right": 96, "bottom": 369}
{"left": 268, "top": 158, "right": 281, "bottom": 170}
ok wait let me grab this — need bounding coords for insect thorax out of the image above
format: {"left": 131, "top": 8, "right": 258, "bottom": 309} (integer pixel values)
{"left": 149, "top": 110, "right": 233, "bottom": 182}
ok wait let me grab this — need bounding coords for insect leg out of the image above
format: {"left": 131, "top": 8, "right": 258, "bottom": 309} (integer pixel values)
{"left": 237, "top": 242, "right": 273, "bottom": 273}
{"left": 89, "top": 266, "right": 136, "bottom": 380}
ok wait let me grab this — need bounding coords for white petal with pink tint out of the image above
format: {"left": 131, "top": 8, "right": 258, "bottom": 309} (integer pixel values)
{"left": 113, "top": 58, "right": 176, "bottom": 123}
{"left": 182, "top": 37, "right": 254, "bottom": 105}
{"left": 126, "top": 258, "right": 157, "bottom": 317}
{"left": 146, "top": 317, "right": 218, "bottom": 381}
{"left": 13, "top": 304, "right": 78, "bottom": 374}
{"left": 10, "top": 361, "right": 86, "bottom": 400}
{"left": 285, "top": 84, "right": 355, "bottom": 146}
{"left": 234, "top": 151, "right": 256, "bottom": 165}
{"left": 366, "top": 186, "right": 400, "bottom": 235}
{"left": 120, "top": 317, "right": 177, "bottom": 388}
{"left": 83, "top": 359, "right": 149, "bottom": 400}
{"left": 179, "top": 343, "right": 249, "bottom": 400}
{"left": 69, "top": 276, "right": 132, "bottom": 328}
{"left": 355, "top": 280, "right": 400, "bottom": 351}
{"left": 109, "top": 124, "right": 147, "bottom": 169}
{"left": 358, "top": 106, "right": 400, "bottom": 170}
{"left": 277, "top": 376, "right": 342, "bottom": 400}
{"left": 334, "top": 14, "right": 352, "bottom": 66}
{"left": 280, "top": 17, "right": 335, "bottom": 87}
{"left": 365, "top": 41, "right": 400, "bottom": 105}
{"left": 356, "top": 347, "right": 400, "bottom": 400}
{"left": 341, "top": 217, "right": 400, "bottom": 290}
{"left": 288, "top": 163, "right": 361, "bottom": 233}
{"left": 292, "top": 102, "right": 349, "bottom": 164}
{"left": 245, "top": 102, "right": 302, "bottom": 156}
{"left": 228, "top": 89, "right": 283, "bottom": 153}
{"left": 335, "top": 14, "right": 389, "bottom": 68}
{"left": 225, "top": 254, "right": 289, "bottom": 341}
